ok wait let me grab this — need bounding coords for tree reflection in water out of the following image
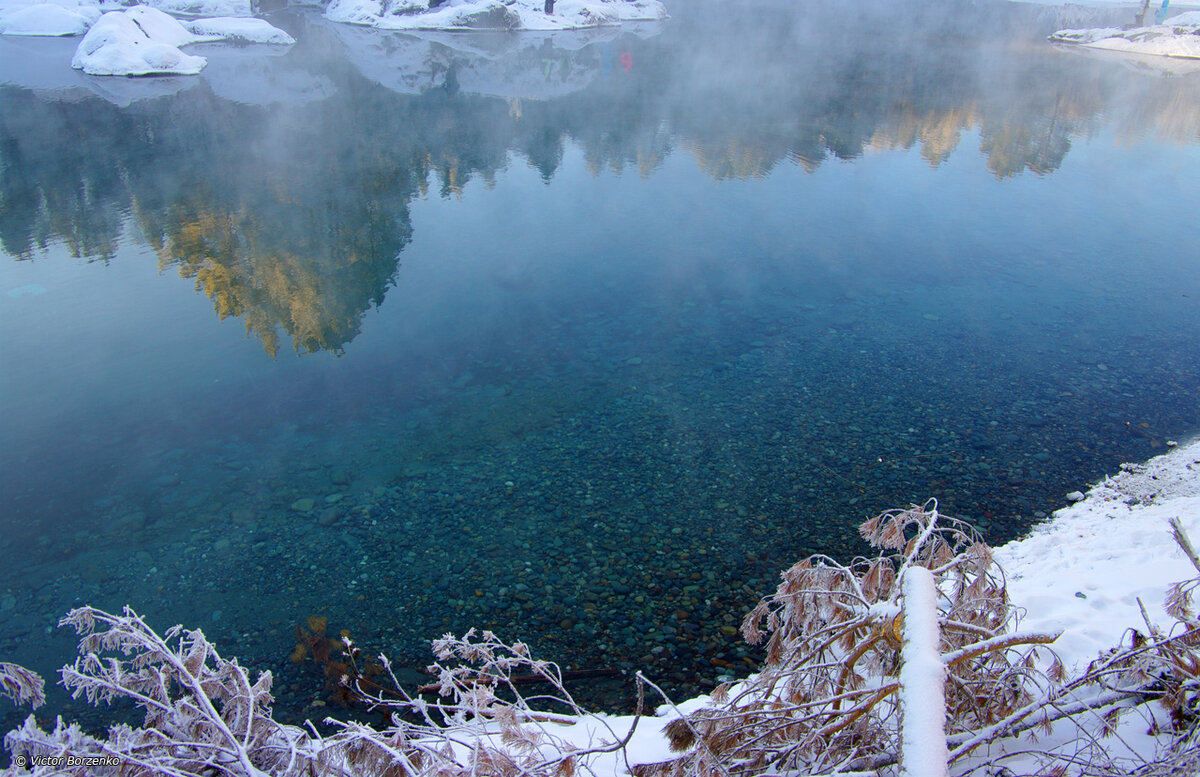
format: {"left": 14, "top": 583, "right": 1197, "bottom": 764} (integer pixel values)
{"left": 1, "top": 0, "right": 1198, "bottom": 354}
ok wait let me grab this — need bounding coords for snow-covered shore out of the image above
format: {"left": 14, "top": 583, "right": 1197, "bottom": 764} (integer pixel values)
{"left": 0, "top": 0, "right": 664, "bottom": 75}
{"left": 0, "top": 0, "right": 666, "bottom": 51}
{"left": 997, "top": 438, "right": 1200, "bottom": 672}
{"left": 1051, "top": 9, "right": 1200, "bottom": 59}
{"left": 441, "top": 437, "right": 1200, "bottom": 775}
{"left": 325, "top": 0, "right": 665, "bottom": 31}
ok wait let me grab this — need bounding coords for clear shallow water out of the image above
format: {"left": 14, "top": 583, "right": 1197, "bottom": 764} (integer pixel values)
{"left": 2, "top": 0, "right": 1200, "bottom": 726}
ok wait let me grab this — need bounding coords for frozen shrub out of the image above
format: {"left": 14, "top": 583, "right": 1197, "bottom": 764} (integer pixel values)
{"left": 635, "top": 500, "right": 1062, "bottom": 776}
{"left": 3, "top": 606, "right": 317, "bottom": 776}
{"left": 0, "top": 610, "right": 641, "bottom": 776}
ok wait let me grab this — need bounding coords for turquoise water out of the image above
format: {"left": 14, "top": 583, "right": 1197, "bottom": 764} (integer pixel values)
{"left": 2, "top": 0, "right": 1200, "bottom": 727}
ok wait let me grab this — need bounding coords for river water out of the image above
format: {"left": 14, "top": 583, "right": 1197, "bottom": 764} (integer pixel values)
{"left": 2, "top": 0, "right": 1199, "bottom": 729}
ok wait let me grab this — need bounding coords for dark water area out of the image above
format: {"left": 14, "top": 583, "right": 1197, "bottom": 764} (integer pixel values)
{"left": 2, "top": 0, "right": 1200, "bottom": 734}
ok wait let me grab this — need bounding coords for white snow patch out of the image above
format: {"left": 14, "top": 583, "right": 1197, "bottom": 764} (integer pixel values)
{"left": 325, "top": 0, "right": 665, "bottom": 32}
{"left": 184, "top": 16, "right": 293, "bottom": 43}
{"left": 995, "top": 437, "right": 1200, "bottom": 674}
{"left": 0, "top": 1, "right": 99, "bottom": 36}
{"left": 148, "top": 0, "right": 252, "bottom": 16}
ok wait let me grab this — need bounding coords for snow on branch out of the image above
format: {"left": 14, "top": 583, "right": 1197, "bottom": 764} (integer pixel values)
{"left": 899, "top": 567, "right": 948, "bottom": 777}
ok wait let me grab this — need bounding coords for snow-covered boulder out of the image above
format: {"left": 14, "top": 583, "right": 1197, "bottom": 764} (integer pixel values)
{"left": 70, "top": 5, "right": 293, "bottom": 76}
{"left": 325, "top": 0, "right": 665, "bottom": 32}
{"left": 1051, "top": 11, "right": 1200, "bottom": 59}
{"left": 71, "top": 6, "right": 206, "bottom": 74}
{"left": 184, "top": 16, "right": 294, "bottom": 44}
{"left": 0, "top": 0, "right": 100, "bottom": 36}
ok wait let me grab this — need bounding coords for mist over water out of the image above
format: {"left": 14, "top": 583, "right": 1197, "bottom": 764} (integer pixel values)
{"left": 2, "top": 0, "right": 1200, "bottom": 726}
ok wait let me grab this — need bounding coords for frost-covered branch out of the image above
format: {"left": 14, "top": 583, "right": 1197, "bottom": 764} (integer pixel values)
{"left": 0, "top": 663, "right": 45, "bottom": 710}
{"left": 4, "top": 606, "right": 315, "bottom": 776}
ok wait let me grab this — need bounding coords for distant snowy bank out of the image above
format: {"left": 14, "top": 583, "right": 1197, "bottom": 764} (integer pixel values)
{"left": 0, "top": 0, "right": 665, "bottom": 75}
{"left": 325, "top": 0, "right": 665, "bottom": 31}
{"left": 1051, "top": 9, "right": 1200, "bottom": 58}
{"left": 0, "top": 0, "right": 98, "bottom": 35}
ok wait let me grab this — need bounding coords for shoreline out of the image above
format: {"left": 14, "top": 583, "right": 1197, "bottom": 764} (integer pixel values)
{"left": 995, "top": 435, "right": 1200, "bottom": 671}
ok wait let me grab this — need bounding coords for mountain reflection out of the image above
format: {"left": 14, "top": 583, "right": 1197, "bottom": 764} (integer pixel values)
{"left": 2, "top": 0, "right": 1199, "bottom": 355}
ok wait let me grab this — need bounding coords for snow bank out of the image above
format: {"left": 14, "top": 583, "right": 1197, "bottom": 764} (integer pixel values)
{"left": 69, "top": 5, "right": 292, "bottom": 76}
{"left": 995, "top": 437, "right": 1200, "bottom": 672}
{"left": 325, "top": 0, "right": 665, "bottom": 32}
{"left": 1051, "top": 10, "right": 1200, "bottom": 59}
{"left": 0, "top": 0, "right": 99, "bottom": 36}
{"left": 149, "top": 0, "right": 252, "bottom": 16}
{"left": 184, "top": 16, "right": 294, "bottom": 43}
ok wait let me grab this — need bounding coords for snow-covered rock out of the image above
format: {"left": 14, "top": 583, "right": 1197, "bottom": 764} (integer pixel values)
{"left": 184, "top": 16, "right": 294, "bottom": 44}
{"left": 325, "top": 0, "right": 666, "bottom": 32}
{"left": 71, "top": 6, "right": 206, "bottom": 74}
{"left": 0, "top": 0, "right": 99, "bottom": 36}
{"left": 70, "top": 5, "right": 293, "bottom": 76}
{"left": 1051, "top": 11, "right": 1200, "bottom": 60}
